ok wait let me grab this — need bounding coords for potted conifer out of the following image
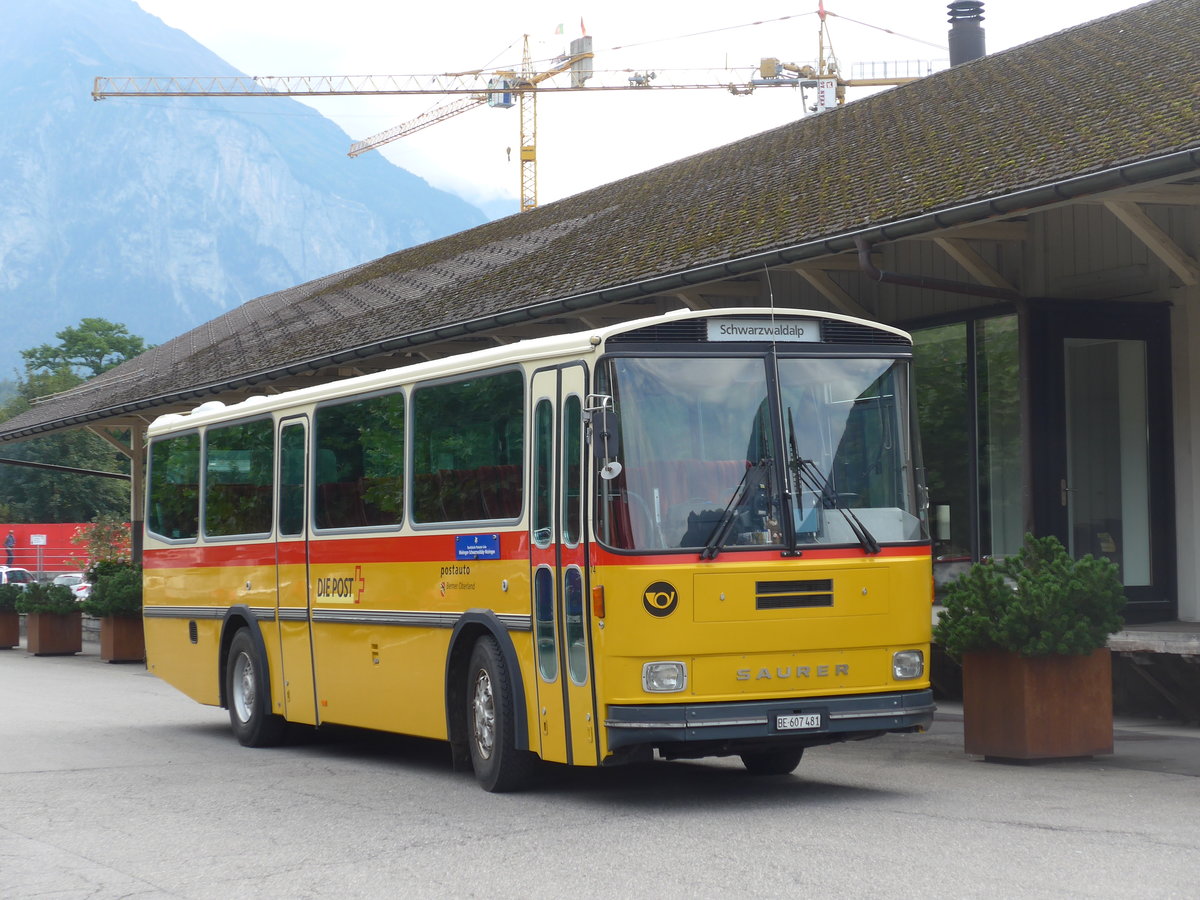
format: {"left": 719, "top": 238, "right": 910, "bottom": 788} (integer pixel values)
{"left": 933, "top": 533, "right": 1125, "bottom": 760}
{"left": 16, "top": 582, "right": 82, "bottom": 656}
{"left": 82, "top": 561, "right": 144, "bottom": 663}
{"left": 0, "top": 583, "right": 20, "bottom": 648}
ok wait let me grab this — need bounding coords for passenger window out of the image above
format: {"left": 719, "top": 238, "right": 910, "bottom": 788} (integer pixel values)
{"left": 147, "top": 433, "right": 200, "bottom": 540}
{"left": 412, "top": 371, "right": 524, "bottom": 523}
{"left": 313, "top": 392, "right": 405, "bottom": 530}
{"left": 204, "top": 419, "right": 274, "bottom": 537}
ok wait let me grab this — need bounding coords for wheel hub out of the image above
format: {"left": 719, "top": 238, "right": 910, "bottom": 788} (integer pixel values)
{"left": 232, "top": 651, "right": 255, "bottom": 724}
{"left": 472, "top": 669, "right": 495, "bottom": 760}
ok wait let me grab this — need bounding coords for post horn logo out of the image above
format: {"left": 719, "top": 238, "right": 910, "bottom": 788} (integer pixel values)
{"left": 643, "top": 581, "right": 678, "bottom": 617}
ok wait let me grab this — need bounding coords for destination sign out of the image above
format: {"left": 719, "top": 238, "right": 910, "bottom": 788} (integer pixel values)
{"left": 706, "top": 319, "right": 820, "bottom": 342}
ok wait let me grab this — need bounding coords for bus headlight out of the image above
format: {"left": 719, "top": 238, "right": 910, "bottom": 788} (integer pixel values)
{"left": 892, "top": 650, "right": 924, "bottom": 680}
{"left": 642, "top": 661, "right": 687, "bottom": 693}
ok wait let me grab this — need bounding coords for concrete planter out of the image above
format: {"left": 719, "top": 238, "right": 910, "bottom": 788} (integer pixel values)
{"left": 25, "top": 610, "right": 82, "bottom": 656}
{"left": 962, "top": 647, "right": 1113, "bottom": 760}
{"left": 99, "top": 616, "right": 145, "bottom": 663}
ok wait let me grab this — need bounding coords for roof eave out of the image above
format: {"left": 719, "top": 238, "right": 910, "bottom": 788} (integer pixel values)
{"left": 4, "top": 143, "right": 1199, "bottom": 444}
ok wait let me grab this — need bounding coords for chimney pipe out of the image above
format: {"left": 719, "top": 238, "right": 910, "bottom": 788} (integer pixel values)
{"left": 948, "top": 1, "right": 986, "bottom": 65}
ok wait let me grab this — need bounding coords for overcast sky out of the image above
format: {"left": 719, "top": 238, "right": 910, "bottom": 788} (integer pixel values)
{"left": 131, "top": 0, "right": 1148, "bottom": 214}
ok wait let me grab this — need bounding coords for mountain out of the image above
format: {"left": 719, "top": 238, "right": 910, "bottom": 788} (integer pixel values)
{"left": 0, "top": 0, "right": 488, "bottom": 375}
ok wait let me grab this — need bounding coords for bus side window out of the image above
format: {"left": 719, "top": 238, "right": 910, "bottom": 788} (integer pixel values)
{"left": 313, "top": 392, "right": 405, "bottom": 530}
{"left": 204, "top": 419, "right": 274, "bottom": 537}
{"left": 278, "top": 423, "right": 306, "bottom": 536}
{"left": 147, "top": 433, "right": 200, "bottom": 540}
{"left": 412, "top": 370, "right": 524, "bottom": 524}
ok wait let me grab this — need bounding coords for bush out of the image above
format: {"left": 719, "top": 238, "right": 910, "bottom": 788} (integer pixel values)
{"left": 86, "top": 557, "right": 133, "bottom": 585}
{"left": 0, "top": 583, "right": 21, "bottom": 613}
{"left": 15, "top": 582, "right": 80, "bottom": 615}
{"left": 933, "top": 533, "right": 1125, "bottom": 659}
{"left": 81, "top": 563, "right": 142, "bottom": 618}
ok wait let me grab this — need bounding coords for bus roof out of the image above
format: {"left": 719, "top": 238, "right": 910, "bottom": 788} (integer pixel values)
{"left": 147, "top": 307, "right": 910, "bottom": 435}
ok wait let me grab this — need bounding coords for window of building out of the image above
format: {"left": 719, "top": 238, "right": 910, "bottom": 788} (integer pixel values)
{"left": 913, "top": 313, "right": 1021, "bottom": 576}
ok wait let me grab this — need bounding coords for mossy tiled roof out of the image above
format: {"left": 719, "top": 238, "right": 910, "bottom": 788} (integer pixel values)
{"left": 4, "top": 0, "right": 1199, "bottom": 439}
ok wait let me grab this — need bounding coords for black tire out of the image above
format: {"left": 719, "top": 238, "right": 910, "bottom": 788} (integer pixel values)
{"left": 740, "top": 748, "right": 804, "bottom": 776}
{"left": 226, "top": 628, "right": 286, "bottom": 747}
{"left": 467, "top": 635, "right": 536, "bottom": 792}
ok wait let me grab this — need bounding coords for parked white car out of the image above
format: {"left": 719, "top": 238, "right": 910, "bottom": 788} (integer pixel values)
{"left": 0, "top": 567, "right": 34, "bottom": 589}
{"left": 52, "top": 571, "right": 92, "bottom": 600}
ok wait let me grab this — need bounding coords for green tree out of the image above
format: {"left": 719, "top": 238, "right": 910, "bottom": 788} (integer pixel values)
{"left": 20, "top": 318, "right": 149, "bottom": 378}
{"left": 0, "top": 319, "right": 147, "bottom": 523}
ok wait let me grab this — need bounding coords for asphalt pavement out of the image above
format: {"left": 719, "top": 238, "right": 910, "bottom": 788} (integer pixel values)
{"left": 3, "top": 635, "right": 1198, "bottom": 898}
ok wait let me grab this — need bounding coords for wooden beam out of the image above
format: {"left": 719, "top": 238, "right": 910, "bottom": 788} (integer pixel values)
{"left": 794, "top": 268, "right": 873, "bottom": 319}
{"left": 670, "top": 290, "right": 713, "bottom": 310}
{"left": 912, "top": 221, "right": 1029, "bottom": 242}
{"left": 933, "top": 237, "right": 1019, "bottom": 292}
{"left": 703, "top": 281, "right": 760, "bottom": 298}
{"left": 1105, "top": 200, "right": 1200, "bottom": 286}
{"left": 571, "top": 313, "right": 602, "bottom": 330}
{"left": 85, "top": 425, "right": 133, "bottom": 459}
{"left": 669, "top": 281, "right": 760, "bottom": 310}
{"left": 1086, "top": 185, "right": 1200, "bottom": 206}
{"left": 791, "top": 252, "right": 880, "bottom": 272}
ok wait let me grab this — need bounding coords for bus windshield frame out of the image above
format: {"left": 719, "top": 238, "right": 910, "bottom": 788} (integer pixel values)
{"left": 593, "top": 349, "right": 926, "bottom": 555}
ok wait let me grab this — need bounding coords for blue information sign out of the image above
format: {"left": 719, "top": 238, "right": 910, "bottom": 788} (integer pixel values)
{"left": 455, "top": 534, "right": 500, "bottom": 560}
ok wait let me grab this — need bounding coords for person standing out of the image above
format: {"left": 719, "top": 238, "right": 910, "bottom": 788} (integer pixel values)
{"left": 4, "top": 530, "right": 14, "bottom": 567}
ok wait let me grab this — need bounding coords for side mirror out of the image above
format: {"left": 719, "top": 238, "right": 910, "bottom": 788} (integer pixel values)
{"left": 584, "top": 394, "right": 622, "bottom": 480}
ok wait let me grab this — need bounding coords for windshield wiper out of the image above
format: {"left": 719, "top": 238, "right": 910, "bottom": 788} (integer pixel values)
{"left": 787, "top": 409, "right": 880, "bottom": 555}
{"left": 700, "top": 459, "right": 769, "bottom": 560}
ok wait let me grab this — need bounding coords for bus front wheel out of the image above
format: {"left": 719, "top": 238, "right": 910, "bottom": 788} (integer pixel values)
{"left": 467, "top": 635, "right": 535, "bottom": 792}
{"left": 740, "top": 748, "right": 804, "bottom": 776}
{"left": 226, "top": 628, "right": 286, "bottom": 748}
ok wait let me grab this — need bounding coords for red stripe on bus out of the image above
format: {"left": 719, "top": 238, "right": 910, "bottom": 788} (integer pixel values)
{"left": 144, "top": 530, "right": 531, "bottom": 569}
{"left": 146, "top": 538, "right": 928, "bottom": 569}
{"left": 143, "top": 544, "right": 278, "bottom": 569}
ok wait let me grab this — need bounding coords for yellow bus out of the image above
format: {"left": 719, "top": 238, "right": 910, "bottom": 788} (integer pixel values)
{"left": 143, "top": 307, "right": 933, "bottom": 791}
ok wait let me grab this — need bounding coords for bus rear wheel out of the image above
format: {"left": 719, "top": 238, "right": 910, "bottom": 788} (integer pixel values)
{"left": 740, "top": 748, "right": 804, "bottom": 776}
{"left": 467, "top": 635, "right": 535, "bottom": 792}
{"left": 226, "top": 628, "right": 286, "bottom": 747}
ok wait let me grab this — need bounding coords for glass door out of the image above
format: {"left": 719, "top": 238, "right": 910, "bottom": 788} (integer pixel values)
{"left": 1064, "top": 339, "right": 1151, "bottom": 584}
{"left": 1031, "top": 302, "right": 1174, "bottom": 619}
{"left": 529, "top": 364, "right": 596, "bottom": 765}
{"left": 275, "top": 417, "right": 318, "bottom": 724}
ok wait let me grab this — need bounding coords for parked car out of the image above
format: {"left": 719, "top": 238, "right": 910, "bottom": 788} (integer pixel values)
{"left": 52, "top": 571, "right": 92, "bottom": 601}
{"left": 0, "top": 566, "right": 35, "bottom": 589}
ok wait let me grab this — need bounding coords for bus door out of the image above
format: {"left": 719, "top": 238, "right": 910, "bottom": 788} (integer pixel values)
{"left": 275, "top": 417, "right": 318, "bottom": 725}
{"left": 529, "top": 365, "right": 598, "bottom": 765}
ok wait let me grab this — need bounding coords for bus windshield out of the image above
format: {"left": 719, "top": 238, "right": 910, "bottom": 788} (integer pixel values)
{"left": 595, "top": 354, "right": 924, "bottom": 552}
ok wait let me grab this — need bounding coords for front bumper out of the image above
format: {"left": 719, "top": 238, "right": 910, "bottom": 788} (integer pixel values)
{"left": 605, "top": 689, "right": 935, "bottom": 754}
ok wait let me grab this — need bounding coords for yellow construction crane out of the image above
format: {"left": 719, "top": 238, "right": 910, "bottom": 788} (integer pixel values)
{"left": 759, "top": 1, "right": 933, "bottom": 112}
{"left": 346, "top": 34, "right": 599, "bottom": 211}
{"left": 93, "top": 9, "right": 939, "bottom": 211}
{"left": 93, "top": 38, "right": 805, "bottom": 212}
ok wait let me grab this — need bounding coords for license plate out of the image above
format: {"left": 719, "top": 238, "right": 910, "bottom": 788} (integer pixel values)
{"left": 776, "top": 713, "right": 822, "bottom": 731}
